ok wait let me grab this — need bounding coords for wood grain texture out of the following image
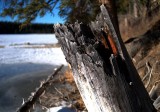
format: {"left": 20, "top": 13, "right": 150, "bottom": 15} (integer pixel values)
{"left": 54, "top": 4, "right": 155, "bottom": 112}
{"left": 54, "top": 23, "right": 132, "bottom": 112}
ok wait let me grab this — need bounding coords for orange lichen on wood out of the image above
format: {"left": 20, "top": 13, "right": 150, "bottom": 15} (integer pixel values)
{"left": 107, "top": 34, "right": 118, "bottom": 56}
{"left": 100, "top": 30, "right": 118, "bottom": 56}
{"left": 102, "top": 26, "right": 118, "bottom": 56}
{"left": 100, "top": 34, "right": 109, "bottom": 49}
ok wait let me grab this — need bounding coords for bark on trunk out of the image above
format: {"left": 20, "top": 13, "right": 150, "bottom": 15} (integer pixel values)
{"left": 54, "top": 5, "right": 156, "bottom": 112}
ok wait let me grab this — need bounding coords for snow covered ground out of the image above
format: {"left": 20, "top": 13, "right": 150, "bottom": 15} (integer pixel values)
{"left": 0, "top": 34, "right": 67, "bottom": 112}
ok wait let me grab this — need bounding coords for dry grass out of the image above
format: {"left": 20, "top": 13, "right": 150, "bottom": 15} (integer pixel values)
{"left": 119, "top": 12, "right": 160, "bottom": 41}
{"left": 135, "top": 43, "right": 160, "bottom": 92}
{"left": 37, "top": 66, "right": 86, "bottom": 111}
{"left": 64, "top": 68, "right": 75, "bottom": 83}
{"left": 63, "top": 67, "right": 86, "bottom": 111}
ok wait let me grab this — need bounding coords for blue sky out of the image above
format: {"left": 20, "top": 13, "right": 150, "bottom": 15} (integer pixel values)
{"left": 0, "top": 2, "right": 64, "bottom": 24}
{"left": 0, "top": 10, "right": 64, "bottom": 24}
{"left": 34, "top": 11, "right": 64, "bottom": 24}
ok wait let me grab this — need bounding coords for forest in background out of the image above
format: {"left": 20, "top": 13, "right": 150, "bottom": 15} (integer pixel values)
{"left": 0, "top": 21, "right": 54, "bottom": 34}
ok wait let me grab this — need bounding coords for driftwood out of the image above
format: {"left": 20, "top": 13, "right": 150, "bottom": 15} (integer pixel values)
{"left": 54, "top": 4, "right": 156, "bottom": 112}
{"left": 17, "top": 65, "right": 64, "bottom": 112}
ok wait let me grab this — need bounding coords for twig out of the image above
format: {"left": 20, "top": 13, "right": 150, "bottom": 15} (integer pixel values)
{"left": 142, "top": 62, "right": 151, "bottom": 81}
{"left": 17, "top": 65, "right": 64, "bottom": 112}
{"left": 145, "top": 66, "right": 153, "bottom": 88}
{"left": 153, "top": 96, "right": 160, "bottom": 110}
{"left": 54, "top": 87, "right": 63, "bottom": 96}
{"left": 142, "top": 61, "right": 158, "bottom": 88}
{"left": 149, "top": 80, "right": 160, "bottom": 100}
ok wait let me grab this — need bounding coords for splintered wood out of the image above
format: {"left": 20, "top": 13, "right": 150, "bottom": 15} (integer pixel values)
{"left": 54, "top": 4, "right": 156, "bottom": 112}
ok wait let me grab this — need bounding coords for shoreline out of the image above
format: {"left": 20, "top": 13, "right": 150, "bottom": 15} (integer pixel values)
{"left": 0, "top": 63, "right": 65, "bottom": 112}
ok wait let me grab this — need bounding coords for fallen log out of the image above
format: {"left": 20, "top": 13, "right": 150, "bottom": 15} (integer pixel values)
{"left": 17, "top": 65, "right": 64, "bottom": 112}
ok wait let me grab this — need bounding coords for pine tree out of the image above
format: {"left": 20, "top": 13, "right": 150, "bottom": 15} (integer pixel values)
{"left": 0, "top": 0, "right": 59, "bottom": 28}
{"left": 0, "top": 0, "right": 159, "bottom": 27}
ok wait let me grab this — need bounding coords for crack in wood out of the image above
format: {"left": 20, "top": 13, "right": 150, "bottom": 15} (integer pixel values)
{"left": 54, "top": 4, "right": 156, "bottom": 110}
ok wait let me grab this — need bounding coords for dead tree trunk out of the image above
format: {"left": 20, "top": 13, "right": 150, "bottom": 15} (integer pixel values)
{"left": 54, "top": 5, "right": 156, "bottom": 112}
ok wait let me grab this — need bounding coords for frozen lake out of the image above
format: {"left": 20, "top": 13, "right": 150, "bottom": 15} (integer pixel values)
{"left": 0, "top": 34, "right": 67, "bottom": 65}
{"left": 0, "top": 34, "right": 67, "bottom": 112}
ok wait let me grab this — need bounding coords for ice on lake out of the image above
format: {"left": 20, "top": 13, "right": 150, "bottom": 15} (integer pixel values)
{"left": 0, "top": 34, "right": 67, "bottom": 65}
{"left": 0, "top": 34, "right": 67, "bottom": 112}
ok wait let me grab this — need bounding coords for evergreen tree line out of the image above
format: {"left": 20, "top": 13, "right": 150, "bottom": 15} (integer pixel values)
{"left": 0, "top": 0, "right": 160, "bottom": 34}
{"left": 0, "top": 21, "right": 54, "bottom": 34}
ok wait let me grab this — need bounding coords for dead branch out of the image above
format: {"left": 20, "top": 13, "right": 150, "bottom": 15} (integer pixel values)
{"left": 149, "top": 80, "right": 160, "bottom": 100}
{"left": 144, "top": 62, "right": 153, "bottom": 88}
{"left": 145, "top": 67, "right": 153, "bottom": 88}
{"left": 142, "top": 61, "right": 158, "bottom": 88}
{"left": 142, "top": 62, "right": 151, "bottom": 81}
{"left": 153, "top": 96, "right": 160, "bottom": 110}
{"left": 54, "top": 87, "right": 63, "bottom": 96}
{"left": 17, "top": 65, "right": 64, "bottom": 112}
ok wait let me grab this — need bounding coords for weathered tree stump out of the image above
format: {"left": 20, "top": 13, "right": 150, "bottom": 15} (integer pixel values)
{"left": 54, "top": 5, "right": 156, "bottom": 112}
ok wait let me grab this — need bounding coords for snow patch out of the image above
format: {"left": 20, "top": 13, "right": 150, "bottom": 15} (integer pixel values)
{"left": 47, "top": 106, "right": 76, "bottom": 112}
